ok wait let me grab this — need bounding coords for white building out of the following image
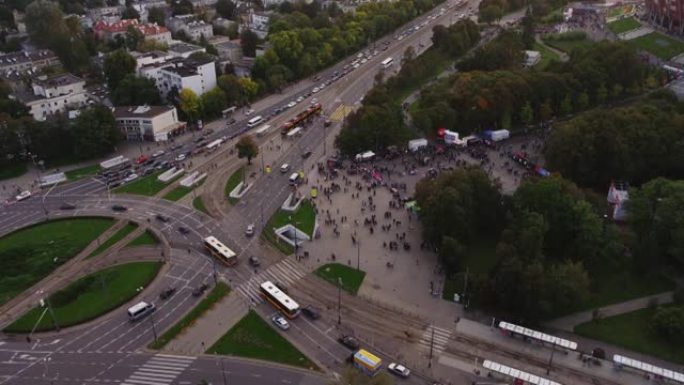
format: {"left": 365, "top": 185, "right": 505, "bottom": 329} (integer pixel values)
{"left": 14, "top": 74, "right": 88, "bottom": 121}
{"left": 113, "top": 105, "right": 185, "bottom": 141}
{"left": 524, "top": 50, "right": 541, "bottom": 67}
{"left": 168, "top": 42, "right": 206, "bottom": 58}
{"left": 184, "top": 20, "right": 214, "bottom": 41}
{"left": 158, "top": 57, "right": 216, "bottom": 99}
{"left": 213, "top": 40, "right": 242, "bottom": 62}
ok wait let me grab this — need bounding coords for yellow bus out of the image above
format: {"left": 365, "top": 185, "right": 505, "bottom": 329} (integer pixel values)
{"left": 259, "top": 281, "right": 300, "bottom": 318}
{"left": 203, "top": 236, "right": 237, "bottom": 266}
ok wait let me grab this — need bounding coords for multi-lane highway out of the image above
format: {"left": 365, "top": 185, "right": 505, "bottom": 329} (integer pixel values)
{"left": 0, "top": 0, "right": 483, "bottom": 383}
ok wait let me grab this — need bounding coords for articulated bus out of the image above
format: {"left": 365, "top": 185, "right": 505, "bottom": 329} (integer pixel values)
{"left": 280, "top": 103, "right": 322, "bottom": 135}
{"left": 203, "top": 236, "right": 237, "bottom": 266}
{"left": 259, "top": 281, "right": 300, "bottom": 318}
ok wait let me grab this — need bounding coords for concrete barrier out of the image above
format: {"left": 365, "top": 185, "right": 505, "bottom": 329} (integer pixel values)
{"left": 180, "top": 171, "right": 207, "bottom": 187}
{"left": 158, "top": 167, "right": 185, "bottom": 183}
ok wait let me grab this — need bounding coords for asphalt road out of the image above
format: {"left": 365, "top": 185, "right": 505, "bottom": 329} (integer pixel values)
{"left": 0, "top": 1, "right": 482, "bottom": 383}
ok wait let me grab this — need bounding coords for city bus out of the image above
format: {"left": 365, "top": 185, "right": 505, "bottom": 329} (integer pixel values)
{"left": 247, "top": 115, "right": 264, "bottom": 128}
{"left": 203, "top": 236, "right": 237, "bottom": 266}
{"left": 205, "top": 139, "right": 223, "bottom": 152}
{"left": 259, "top": 281, "right": 300, "bottom": 318}
{"left": 381, "top": 57, "right": 393, "bottom": 68}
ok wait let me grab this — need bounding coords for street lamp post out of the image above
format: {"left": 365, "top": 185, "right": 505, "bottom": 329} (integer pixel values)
{"left": 337, "top": 277, "right": 343, "bottom": 325}
{"left": 356, "top": 241, "right": 360, "bottom": 271}
{"left": 149, "top": 312, "right": 158, "bottom": 342}
{"left": 546, "top": 342, "right": 556, "bottom": 374}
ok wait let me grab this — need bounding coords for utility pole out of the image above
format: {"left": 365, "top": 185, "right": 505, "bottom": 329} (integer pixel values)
{"left": 149, "top": 312, "right": 158, "bottom": 342}
{"left": 337, "top": 277, "right": 343, "bottom": 325}
{"left": 356, "top": 241, "right": 360, "bottom": 271}
{"left": 546, "top": 342, "right": 556, "bottom": 374}
{"left": 462, "top": 267, "right": 469, "bottom": 308}
{"left": 45, "top": 296, "right": 59, "bottom": 332}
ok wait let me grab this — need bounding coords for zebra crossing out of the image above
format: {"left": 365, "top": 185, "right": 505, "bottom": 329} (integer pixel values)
{"left": 236, "top": 258, "right": 306, "bottom": 304}
{"left": 120, "top": 354, "right": 195, "bottom": 385}
{"left": 417, "top": 325, "right": 452, "bottom": 356}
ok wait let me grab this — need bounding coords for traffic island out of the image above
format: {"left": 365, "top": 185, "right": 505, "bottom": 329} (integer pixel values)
{"left": 262, "top": 200, "right": 317, "bottom": 255}
{"left": 228, "top": 181, "right": 252, "bottom": 200}
{"left": 224, "top": 167, "right": 245, "bottom": 205}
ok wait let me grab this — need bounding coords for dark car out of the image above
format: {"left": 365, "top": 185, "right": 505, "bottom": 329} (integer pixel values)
{"left": 59, "top": 202, "right": 76, "bottom": 210}
{"left": 339, "top": 335, "right": 360, "bottom": 350}
{"left": 227, "top": 118, "right": 237, "bottom": 125}
{"left": 111, "top": 205, "right": 127, "bottom": 212}
{"left": 192, "top": 283, "right": 209, "bottom": 297}
{"left": 155, "top": 214, "right": 169, "bottom": 222}
{"left": 248, "top": 256, "right": 260, "bottom": 267}
{"left": 302, "top": 151, "right": 312, "bottom": 159}
{"left": 159, "top": 287, "right": 177, "bottom": 300}
{"left": 178, "top": 226, "right": 190, "bottom": 235}
{"left": 302, "top": 305, "right": 321, "bottom": 320}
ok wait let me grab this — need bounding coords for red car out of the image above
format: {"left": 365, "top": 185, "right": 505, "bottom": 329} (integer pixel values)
{"left": 136, "top": 155, "right": 148, "bottom": 164}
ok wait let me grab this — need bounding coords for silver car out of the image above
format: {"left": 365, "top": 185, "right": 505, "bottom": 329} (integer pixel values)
{"left": 271, "top": 315, "right": 290, "bottom": 330}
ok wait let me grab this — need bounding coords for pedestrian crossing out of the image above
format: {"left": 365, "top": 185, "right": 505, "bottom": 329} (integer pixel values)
{"left": 417, "top": 325, "right": 452, "bottom": 356}
{"left": 121, "top": 354, "right": 195, "bottom": 385}
{"left": 236, "top": 258, "right": 306, "bottom": 304}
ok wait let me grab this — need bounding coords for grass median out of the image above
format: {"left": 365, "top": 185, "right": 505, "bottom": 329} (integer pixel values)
{"left": 149, "top": 282, "right": 230, "bottom": 350}
{"left": 127, "top": 230, "right": 159, "bottom": 247}
{"left": 65, "top": 164, "right": 101, "bottom": 181}
{"left": 314, "top": 263, "right": 366, "bottom": 295}
{"left": 114, "top": 172, "right": 167, "bottom": 196}
{"left": 193, "top": 196, "right": 208, "bottom": 214}
{"left": 0, "top": 218, "right": 114, "bottom": 307}
{"left": 4, "top": 261, "right": 161, "bottom": 333}
{"left": 208, "top": 310, "right": 318, "bottom": 370}
{"left": 224, "top": 167, "right": 245, "bottom": 204}
{"left": 87, "top": 222, "right": 138, "bottom": 259}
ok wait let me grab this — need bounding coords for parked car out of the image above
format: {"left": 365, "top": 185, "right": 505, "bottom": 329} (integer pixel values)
{"left": 245, "top": 224, "right": 255, "bottom": 237}
{"left": 302, "top": 305, "right": 321, "bottom": 320}
{"left": 192, "top": 283, "right": 209, "bottom": 297}
{"left": 178, "top": 226, "right": 190, "bottom": 235}
{"left": 271, "top": 315, "right": 290, "bottom": 330}
{"left": 388, "top": 363, "right": 411, "bottom": 378}
{"left": 159, "top": 287, "right": 177, "bottom": 300}
{"left": 176, "top": 154, "right": 186, "bottom": 161}
{"left": 152, "top": 150, "right": 165, "bottom": 158}
{"left": 287, "top": 101, "right": 297, "bottom": 108}
{"left": 15, "top": 190, "right": 31, "bottom": 201}
{"left": 302, "top": 151, "right": 312, "bottom": 159}
{"left": 338, "top": 335, "right": 360, "bottom": 350}
{"left": 248, "top": 255, "right": 260, "bottom": 267}
{"left": 123, "top": 173, "right": 138, "bottom": 183}
{"left": 111, "top": 205, "right": 128, "bottom": 212}
{"left": 59, "top": 202, "right": 76, "bottom": 210}
{"left": 296, "top": 96, "right": 304, "bottom": 103}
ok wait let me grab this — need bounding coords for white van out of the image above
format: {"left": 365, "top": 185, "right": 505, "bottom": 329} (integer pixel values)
{"left": 127, "top": 301, "right": 156, "bottom": 322}
{"left": 255, "top": 124, "right": 271, "bottom": 137}
{"left": 289, "top": 172, "right": 301, "bottom": 185}
{"left": 247, "top": 115, "right": 264, "bottom": 128}
{"left": 280, "top": 163, "right": 290, "bottom": 173}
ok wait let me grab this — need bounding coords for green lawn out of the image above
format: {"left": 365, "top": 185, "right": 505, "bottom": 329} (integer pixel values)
{"left": 584, "top": 271, "right": 675, "bottom": 310}
{"left": 0, "top": 162, "right": 27, "bottom": 181}
{"left": 208, "top": 310, "right": 318, "bottom": 370}
{"left": 533, "top": 41, "right": 561, "bottom": 70}
{"left": 163, "top": 186, "right": 194, "bottom": 201}
{"left": 4, "top": 261, "right": 161, "bottom": 333}
{"left": 0, "top": 218, "right": 114, "bottom": 307}
{"left": 608, "top": 17, "right": 641, "bottom": 34}
{"left": 314, "top": 263, "right": 366, "bottom": 294}
{"left": 127, "top": 230, "right": 159, "bottom": 247}
{"left": 263, "top": 200, "right": 317, "bottom": 255}
{"left": 575, "top": 305, "right": 684, "bottom": 365}
{"left": 64, "top": 164, "right": 101, "bottom": 181}
{"left": 149, "top": 282, "right": 230, "bottom": 349}
{"left": 87, "top": 222, "right": 138, "bottom": 259}
{"left": 225, "top": 167, "right": 245, "bottom": 204}
{"left": 114, "top": 172, "right": 167, "bottom": 196}
{"left": 542, "top": 32, "right": 592, "bottom": 54}
{"left": 193, "top": 196, "right": 208, "bottom": 215}
{"left": 628, "top": 32, "right": 684, "bottom": 60}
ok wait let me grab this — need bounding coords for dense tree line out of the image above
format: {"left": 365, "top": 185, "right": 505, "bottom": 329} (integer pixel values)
{"left": 478, "top": 0, "right": 566, "bottom": 23}
{"left": 411, "top": 41, "right": 656, "bottom": 136}
{"left": 251, "top": 0, "right": 447, "bottom": 92}
{"left": 335, "top": 20, "right": 480, "bottom": 155}
{"left": 545, "top": 91, "right": 684, "bottom": 189}
{"left": 417, "top": 170, "right": 625, "bottom": 321}
{"left": 457, "top": 31, "right": 525, "bottom": 72}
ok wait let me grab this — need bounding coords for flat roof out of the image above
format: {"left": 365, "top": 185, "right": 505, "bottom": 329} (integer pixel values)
{"left": 113, "top": 105, "right": 175, "bottom": 119}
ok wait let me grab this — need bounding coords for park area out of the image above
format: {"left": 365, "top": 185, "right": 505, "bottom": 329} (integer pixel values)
{"left": 575, "top": 305, "right": 684, "bottom": 365}
{"left": 542, "top": 31, "right": 592, "bottom": 54}
{"left": 607, "top": 17, "right": 641, "bottom": 34}
{"left": 628, "top": 32, "right": 684, "bottom": 60}
{"left": 0, "top": 218, "right": 114, "bottom": 307}
{"left": 4, "top": 261, "right": 161, "bottom": 333}
{"left": 314, "top": 263, "right": 366, "bottom": 294}
{"left": 208, "top": 310, "right": 317, "bottom": 370}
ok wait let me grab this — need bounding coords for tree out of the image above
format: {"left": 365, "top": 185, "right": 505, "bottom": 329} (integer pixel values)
{"left": 216, "top": 0, "right": 236, "bottom": 19}
{"left": 521, "top": 6, "right": 535, "bottom": 49}
{"left": 560, "top": 94, "right": 573, "bottom": 116}
{"left": 178, "top": 88, "right": 201, "bottom": 122}
{"left": 147, "top": 6, "right": 166, "bottom": 26}
{"left": 122, "top": 6, "right": 140, "bottom": 20}
{"left": 171, "top": 0, "right": 193, "bottom": 15}
{"left": 103, "top": 49, "right": 136, "bottom": 90}
{"left": 125, "top": 25, "right": 144, "bottom": 50}
{"left": 200, "top": 87, "right": 227, "bottom": 118}
{"left": 479, "top": 5, "right": 502, "bottom": 24}
{"left": 538, "top": 99, "right": 553, "bottom": 121}
{"left": 24, "top": 0, "right": 67, "bottom": 46}
{"left": 111, "top": 75, "right": 161, "bottom": 106}
{"left": 651, "top": 306, "right": 684, "bottom": 342}
{"left": 240, "top": 29, "right": 259, "bottom": 57}
{"left": 520, "top": 101, "right": 533, "bottom": 125}
{"left": 71, "top": 106, "right": 121, "bottom": 159}
{"left": 236, "top": 135, "right": 258, "bottom": 164}
{"left": 238, "top": 77, "right": 259, "bottom": 101}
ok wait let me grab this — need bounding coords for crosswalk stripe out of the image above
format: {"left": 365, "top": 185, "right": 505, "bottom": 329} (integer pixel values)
{"left": 145, "top": 360, "right": 192, "bottom": 368}
{"left": 154, "top": 354, "right": 194, "bottom": 360}
{"left": 148, "top": 357, "right": 195, "bottom": 364}
{"left": 280, "top": 258, "right": 304, "bottom": 275}
{"left": 272, "top": 263, "right": 302, "bottom": 282}
{"left": 131, "top": 374, "right": 175, "bottom": 381}
{"left": 137, "top": 369, "right": 181, "bottom": 376}
{"left": 141, "top": 364, "right": 185, "bottom": 371}
{"left": 124, "top": 378, "right": 168, "bottom": 385}
{"left": 269, "top": 265, "right": 296, "bottom": 285}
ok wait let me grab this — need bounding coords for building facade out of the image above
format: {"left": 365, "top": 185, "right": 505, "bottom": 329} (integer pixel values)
{"left": 138, "top": 56, "right": 217, "bottom": 99}
{"left": 113, "top": 105, "right": 185, "bottom": 141}
{"left": 0, "top": 49, "right": 60, "bottom": 73}
{"left": 93, "top": 19, "right": 172, "bottom": 44}
{"left": 14, "top": 74, "right": 88, "bottom": 121}
{"left": 646, "top": 0, "right": 684, "bottom": 33}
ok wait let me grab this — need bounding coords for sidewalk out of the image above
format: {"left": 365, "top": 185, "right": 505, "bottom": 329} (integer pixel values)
{"left": 544, "top": 291, "right": 674, "bottom": 332}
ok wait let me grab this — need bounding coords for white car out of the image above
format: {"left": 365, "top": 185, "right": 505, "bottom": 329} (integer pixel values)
{"left": 287, "top": 101, "right": 297, "bottom": 108}
{"left": 15, "top": 190, "right": 31, "bottom": 201}
{"left": 124, "top": 173, "right": 139, "bottom": 183}
{"left": 310, "top": 98, "right": 318, "bottom": 104}
{"left": 296, "top": 96, "right": 304, "bottom": 103}
{"left": 176, "top": 154, "right": 186, "bottom": 161}
{"left": 319, "top": 83, "right": 326, "bottom": 90}
{"left": 271, "top": 315, "right": 290, "bottom": 330}
{"left": 245, "top": 108, "right": 255, "bottom": 116}
{"left": 312, "top": 87, "right": 320, "bottom": 93}
{"left": 152, "top": 150, "right": 165, "bottom": 158}
{"left": 245, "top": 224, "right": 255, "bottom": 237}
{"left": 388, "top": 363, "right": 411, "bottom": 378}
{"left": 361, "top": 58, "right": 368, "bottom": 64}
